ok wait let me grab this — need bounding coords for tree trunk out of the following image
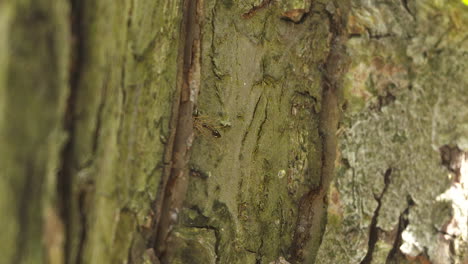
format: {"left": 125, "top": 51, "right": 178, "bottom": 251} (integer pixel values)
{"left": 0, "top": 0, "right": 466, "bottom": 264}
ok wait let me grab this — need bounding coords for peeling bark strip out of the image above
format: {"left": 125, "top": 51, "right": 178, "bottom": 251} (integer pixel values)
{"left": 154, "top": 0, "right": 201, "bottom": 261}
{"left": 290, "top": 5, "right": 349, "bottom": 263}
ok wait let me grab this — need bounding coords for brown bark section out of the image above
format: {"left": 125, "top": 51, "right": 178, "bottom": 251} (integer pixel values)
{"left": 154, "top": 0, "right": 202, "bottom": 262}
{"left": 290, "top": 5, "right": 350, "bottom": 263}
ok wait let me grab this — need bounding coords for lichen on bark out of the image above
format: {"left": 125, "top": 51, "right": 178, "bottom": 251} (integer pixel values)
{"left": 316, "top": 1, "right": 468, "bottom": 263}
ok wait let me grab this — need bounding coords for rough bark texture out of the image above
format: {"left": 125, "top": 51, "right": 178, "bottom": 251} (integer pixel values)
{"left": 0, "top": 0, "right": 467, "bottom": 264}
{"left": 316, "top": 1, "right": 468, "bottom": 264}
{"left": 163, "top": 1, "right": 350, "bottom": 263}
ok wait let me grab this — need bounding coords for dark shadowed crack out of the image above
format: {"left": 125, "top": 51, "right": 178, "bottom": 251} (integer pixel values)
{"left": 57, "top": 0, "right": 85, "bottom": 262}
{"left": 289, "top": 3, "right": 350, "bottom": 263}
{"left": 360, "top": 168, "right": 393, "bottom": 264}
{"left": 153, "top": 0, "right": 202, "bottom": 262}
{"left": 386, "top": 195, "right": 414, "bottom": 264}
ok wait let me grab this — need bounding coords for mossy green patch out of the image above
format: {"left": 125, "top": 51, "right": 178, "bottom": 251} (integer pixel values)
{"left": 168, "top": 1, "right": 333, "bottom": 263}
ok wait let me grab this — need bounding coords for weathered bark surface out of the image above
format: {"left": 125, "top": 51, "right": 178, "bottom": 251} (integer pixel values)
{"left": 0, "top": 0, "right": 467, "bottom": 264}
{"left": 316, "top": 1, "right": 468, "bottom": 264}
{"left": 161, "top": 1, "right": 350, "bottom": 263}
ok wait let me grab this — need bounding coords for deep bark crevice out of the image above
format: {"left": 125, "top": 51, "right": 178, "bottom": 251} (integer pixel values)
{"left": 386, "top": 195, "right": 414, "bottom": 263}
{"left": 153, "top": 0, "right": 201, "bottom": 261}
{"left": 360, "top": 168, "right": 392, "bottom": 264}
{"left": 289, "top": 4, "right": 349, "bottom": 263}
{"left": 58, "top": 0, "right": 85, "bottom": 263}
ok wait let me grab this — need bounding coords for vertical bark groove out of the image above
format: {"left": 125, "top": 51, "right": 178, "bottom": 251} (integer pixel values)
{"left": 386, "top": 196, "right": 413, "bottom": 264}
{"left": 153, "top": 0, "right": 202, "bottom": 261}
{"left": 360, "top": 168, "right": 392, "bottom": 264}
{"left": 290, "top": 5, "right": 350, "bottom": 263}
{"left": 58, "top": 0, "right": 84, "bottom": 263}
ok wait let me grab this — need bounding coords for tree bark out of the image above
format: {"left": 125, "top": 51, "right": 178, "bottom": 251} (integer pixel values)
{"left": 0, "top": 0, "right": 467, "bottom": 264}
{"left": 317, "top": 1, "right": 468, "bottom": 264}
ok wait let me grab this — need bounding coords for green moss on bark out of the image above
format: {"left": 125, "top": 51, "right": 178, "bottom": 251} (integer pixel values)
{"left": 62, "top": 1, "right": 183, "bottom": 263}
{"left": 0, "top": 1, "right": 70, "bottom": 263}
{"left": 165, "top": 0, "right": 338, "bottom": 263}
